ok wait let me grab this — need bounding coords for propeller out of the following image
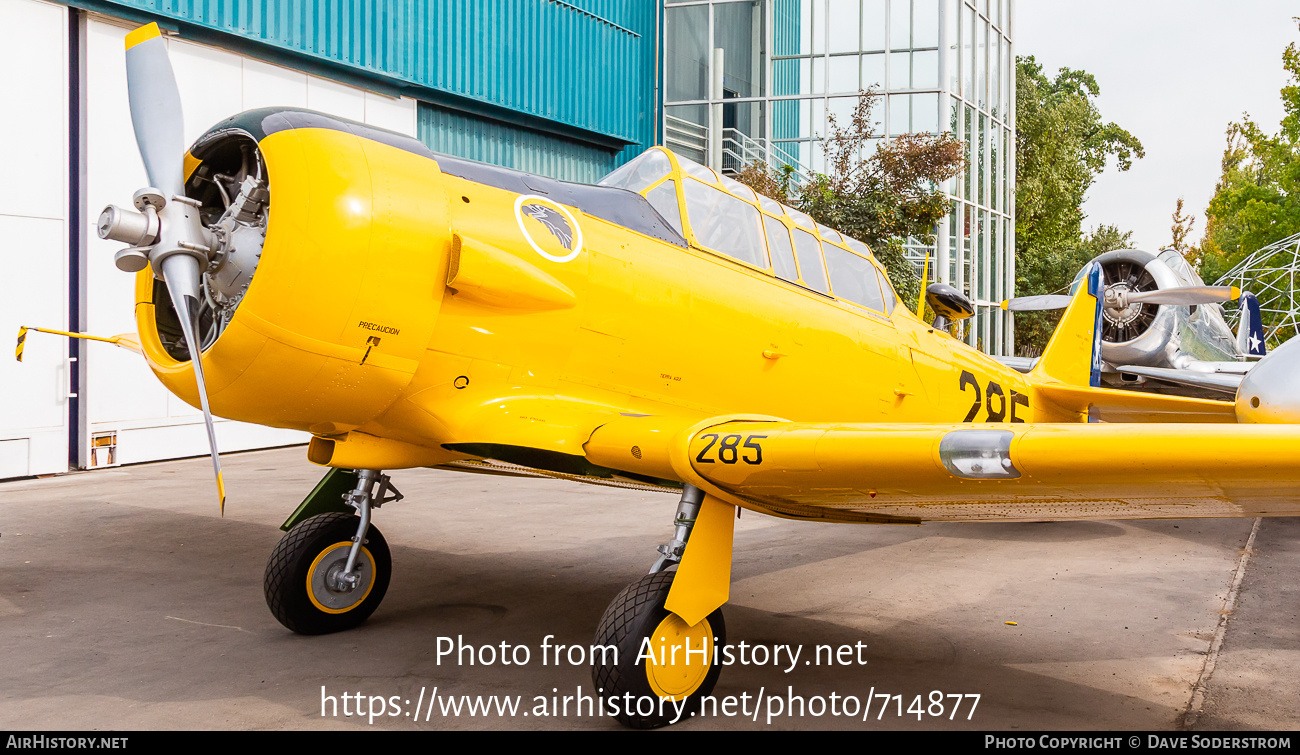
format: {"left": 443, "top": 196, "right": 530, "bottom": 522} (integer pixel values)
{"left": 124, "top": 23, "right": 184, "bottom": 199}
{"left": 1108, "top": 285, "right": 1239, "bottom": 308}
{"left": 1000, "top": 295, "right": 1071, "bottom": 312}
{"left": 1001, "top": 285, "right": 1240, "bottom": 313}
{"left": 100, "top": 23, "right": 226, "bottom": 514}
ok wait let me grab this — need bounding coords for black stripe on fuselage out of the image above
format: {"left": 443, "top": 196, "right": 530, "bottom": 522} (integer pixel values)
{"left": 189, "top": 108, "right": 687, "bottom": 249}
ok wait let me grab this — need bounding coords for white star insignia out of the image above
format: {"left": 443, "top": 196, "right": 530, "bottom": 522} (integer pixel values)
{"left": 1250, "top": 334, "right": 1262, "bottom": 352}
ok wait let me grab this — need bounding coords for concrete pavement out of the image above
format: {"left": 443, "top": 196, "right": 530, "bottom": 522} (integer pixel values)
{"left": 0, "top": 447, "right": 1290, "bottom": 730}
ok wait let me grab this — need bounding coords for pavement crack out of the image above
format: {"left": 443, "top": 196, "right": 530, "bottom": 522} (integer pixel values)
{"left": 165, "top": 615, "right": 248, "bottom": 632}
{"left": 1177, "top": 517, "right": 1260, "bottom": 730}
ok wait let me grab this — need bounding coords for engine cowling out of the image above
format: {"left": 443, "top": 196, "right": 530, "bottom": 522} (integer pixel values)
{"left": 1092, "top": 249, "right": 1185, "bottom": 368}
{"left": 1236, "top": 335, "right": 1300, "bottom": 422}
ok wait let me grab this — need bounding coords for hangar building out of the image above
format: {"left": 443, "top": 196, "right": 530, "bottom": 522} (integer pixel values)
{"left": 663, "top": 0, "right": 1015, "bottom": 353}
{"left": 0, "top": 0, "right": 660, "bottom": 478}
{"left": 1, "top": 0, "right": 1011, "bottom": 480}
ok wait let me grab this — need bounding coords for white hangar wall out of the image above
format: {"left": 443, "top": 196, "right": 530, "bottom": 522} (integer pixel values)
{"left": 0, "top": 0, "right": 71, "bottom": 478}
{"left": 0, "top": 0, "right": 419, "bottom": 478}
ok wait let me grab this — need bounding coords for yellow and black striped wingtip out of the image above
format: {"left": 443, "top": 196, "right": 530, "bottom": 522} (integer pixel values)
{"left": 218, "top": 472, "right": 227, "bottom": 517}
{"left": 15, "top": 326, "right": 28, "bottom": 362}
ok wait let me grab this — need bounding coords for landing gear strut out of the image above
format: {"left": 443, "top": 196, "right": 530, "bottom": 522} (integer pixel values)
{"left": 591, "top": 485, "right": 729, "bottom": 728}
{"left": 264, "top": 470, "right": 402, "bottom": 634}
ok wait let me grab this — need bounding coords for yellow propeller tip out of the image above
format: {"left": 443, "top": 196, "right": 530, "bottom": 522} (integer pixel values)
{"left": 999, "top": 300, "right": 1010, "bottom": 311}
{"left": 125, "top": 22, "right": 161, "bottom": 50}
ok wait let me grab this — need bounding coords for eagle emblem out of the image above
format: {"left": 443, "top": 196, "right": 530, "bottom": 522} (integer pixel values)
{"left": 522, "top": 204, "right": 575, "bottom": 249}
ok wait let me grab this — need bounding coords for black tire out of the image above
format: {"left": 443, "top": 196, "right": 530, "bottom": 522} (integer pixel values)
{"left": 264, "top": 512, "right": 391, "bottom": 635}
{"left": 591, "top": 570, "right": 726, "bottom": 729}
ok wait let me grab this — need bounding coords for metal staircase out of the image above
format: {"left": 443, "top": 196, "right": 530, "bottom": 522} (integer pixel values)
{"left": 663, "top": 115, "right": 813, "bottom": 189}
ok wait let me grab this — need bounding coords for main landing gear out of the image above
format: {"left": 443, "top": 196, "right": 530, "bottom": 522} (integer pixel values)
{"left": 264, "top": 470, "right": 402, "bottom": 635}
{"left": 592, "top": 485, "right": 735, "bottom": 728}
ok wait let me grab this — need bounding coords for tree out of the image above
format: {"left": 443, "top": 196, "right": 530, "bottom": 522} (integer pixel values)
{"left": 1170, "top": 197, "right": 1196, "bottom": 255}
{"left": 1013, "top": 56, "right": 1144, "bottom": 352}
{"left": 1192, "top": 20, "right": 1300, "bottom": 283}
{"left": 736, "top": 89, "right": 965, "bottom": 306}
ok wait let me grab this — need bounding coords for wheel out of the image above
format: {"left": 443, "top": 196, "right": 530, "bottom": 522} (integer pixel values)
{"left": 591, "top": 570, "right": 726, "bottom": 729}
{"left": 264, "top": 512, "right": 391, "bottom": 635}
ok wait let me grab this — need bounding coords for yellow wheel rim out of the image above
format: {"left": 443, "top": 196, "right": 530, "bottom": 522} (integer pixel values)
{"left": 644, "top": 613, "right": 714, "bottom": 701}
{"left": 306, "top": 541, "right": 376, "bottom": 615}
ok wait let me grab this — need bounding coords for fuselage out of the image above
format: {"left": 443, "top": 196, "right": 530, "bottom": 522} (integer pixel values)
{"left": 136, "top": 109, "right": 1082, "bottom": 481}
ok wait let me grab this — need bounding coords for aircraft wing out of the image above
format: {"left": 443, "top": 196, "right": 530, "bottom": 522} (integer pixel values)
{"left": 586, "top": 416, "right": 1300, "bottom": 524}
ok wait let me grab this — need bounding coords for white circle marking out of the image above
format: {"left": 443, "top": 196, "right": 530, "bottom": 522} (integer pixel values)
{"left": 514, "top": 194, "right": 584, "bottom": 264}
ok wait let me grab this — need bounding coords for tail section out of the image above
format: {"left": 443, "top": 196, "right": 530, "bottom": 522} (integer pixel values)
{"left": 1030, "top": 262, "right": 1103, "bottom": 387}
{"left": 1026, "top": 264, "right": 1237, "bottom": 423}
{"left": 1236, "top": 292, "right": 1266, "bottom": 357}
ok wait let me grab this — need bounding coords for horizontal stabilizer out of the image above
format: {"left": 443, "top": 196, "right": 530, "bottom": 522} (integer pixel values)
{"left": 994, "top": 355, "right": 1038, "bottom": 373}
{"left": 1035, "top": 382, "right": 1237, "bottom": 421}
{"left": 1115, "top": 365, "right": 1243, "bottom": 395}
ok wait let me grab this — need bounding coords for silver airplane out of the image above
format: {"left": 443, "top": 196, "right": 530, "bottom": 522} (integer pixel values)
{"left": 999, "top": 248, "right": 1267, "bottom": 399}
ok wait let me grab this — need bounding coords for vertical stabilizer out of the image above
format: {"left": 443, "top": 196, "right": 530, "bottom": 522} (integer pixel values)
{"left": 1031, "top": 263, "right": 1104, "bottom": 387}
{"left": 1237, "top": 292, "right": 1267, "bottom": 357}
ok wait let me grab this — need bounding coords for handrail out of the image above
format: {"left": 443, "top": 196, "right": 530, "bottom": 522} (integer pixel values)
{"left": 660, "top": 118, "right": 815, "bottom": 188}
{"left": 720, "top": 128, "right": 812, "bottom": 186}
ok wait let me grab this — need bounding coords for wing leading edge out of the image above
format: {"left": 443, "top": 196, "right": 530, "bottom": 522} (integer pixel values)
{"left": 675, "top": 420, "right": 1300, "bottom": 524}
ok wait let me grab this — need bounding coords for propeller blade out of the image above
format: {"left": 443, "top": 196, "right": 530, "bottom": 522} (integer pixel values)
{"left": 1001, "top": 295, "right": 1072, "bottom": 312}
{"left": 1123, "top": 286, "right": 1239, "bottom": 306}
{"left": 162, "top": 255, "right": 226, "bottom": 515}
{"left": 124, "top": 23, "right": 184, "bottom": 198}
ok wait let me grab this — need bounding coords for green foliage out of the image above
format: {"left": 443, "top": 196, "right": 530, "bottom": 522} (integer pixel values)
{"left": 1170, "top": 197, "right": 1196, "bottom": 254}
{"left": 1013, "top": 56, "right": 1144, "bottom": 353}
{"left": 1192, "top": 20, "right": 1300, "bottom": 282}
{"left": 736, "top": 89, "right": 965, "bottom": 307}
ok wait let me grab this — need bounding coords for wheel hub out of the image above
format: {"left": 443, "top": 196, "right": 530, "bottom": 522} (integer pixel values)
{"left": 644, "top": 614, "right": 714, "bottom": 701}
{"left": 308, "top": 542, "right": 374, "bottom": 613}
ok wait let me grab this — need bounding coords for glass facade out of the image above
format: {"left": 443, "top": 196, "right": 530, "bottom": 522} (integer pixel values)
{"left": 662, "top": 0, "right": 1015, "bottom": 354}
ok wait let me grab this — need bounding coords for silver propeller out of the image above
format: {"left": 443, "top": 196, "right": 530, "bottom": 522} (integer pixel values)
{"left": 1110, "top": 285, "right": 1239, "bottom": 308}
{"left": 1000, "top": 295, "right": 1071, "bottom": 312}
{"left": 162, "top": 255, "right": 226, "bottom": 513}
{"left": 101, "top": 23, "right": 226, "bottom": 514}
{"left": 125, "top": 23, "right": 184, "bottom": 198}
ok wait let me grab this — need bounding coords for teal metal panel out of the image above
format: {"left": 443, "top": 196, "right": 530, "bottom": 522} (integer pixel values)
{"left": 73, "top": 0, "right": 658, "bottom": 151}
{"left": 772, "top": 0, "right": 801, "bottom": 141}
{"left": 417, "top": 102, "right": 617, "bottom": 183}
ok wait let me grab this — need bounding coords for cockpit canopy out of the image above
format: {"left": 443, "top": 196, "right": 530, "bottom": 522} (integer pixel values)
{"left": 599, "top": 147, "right": 899, "bottom": 315}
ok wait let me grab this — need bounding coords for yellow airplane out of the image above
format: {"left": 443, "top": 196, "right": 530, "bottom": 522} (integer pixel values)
{"left": 25, "top": 24, "right": 1300, "bottom": 728}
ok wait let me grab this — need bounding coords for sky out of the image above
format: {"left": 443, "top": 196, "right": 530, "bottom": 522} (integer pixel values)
{"left": 1015, "top": 0, "right": 1297, "bottom": 254}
